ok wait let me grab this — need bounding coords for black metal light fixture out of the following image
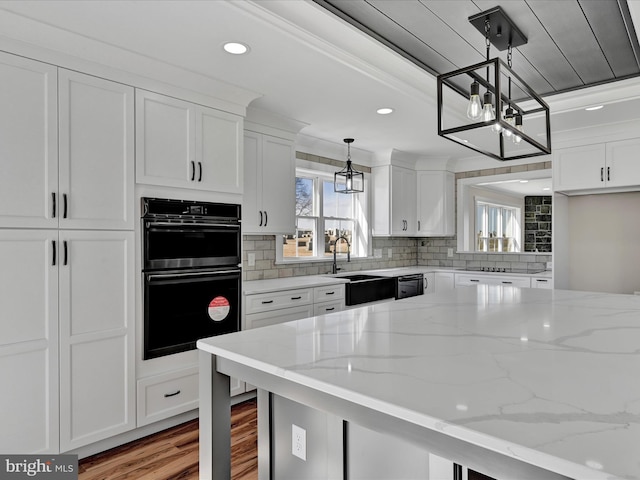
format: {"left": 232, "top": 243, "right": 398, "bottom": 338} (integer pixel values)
{"left": 437, "top": 7, "right": 551, "bottom": 161}
{"left": 334, "top": 138, "right": 364, "bottom": 194}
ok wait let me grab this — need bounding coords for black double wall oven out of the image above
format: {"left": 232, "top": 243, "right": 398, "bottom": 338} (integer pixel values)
{"left": 142, "top": 198, "right": 241, "bottom": 360}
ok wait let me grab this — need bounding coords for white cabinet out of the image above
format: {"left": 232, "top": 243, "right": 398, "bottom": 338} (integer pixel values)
{"left": 58, "top": 69, "right": 135, "bottom": 230}
{"left": 58, "top": 230, "right": 135, "bottom": 451}
{"left": 0, "top": 230, "right": 135, "bottom": 453}
{"left": 136, "top": 89, "right": 243, "bottom": 194}
{"left": 455, "top": 273, "right": 531, "bottom": 288}
{"left": 0, "top": 55, "right": 133, "bottom": 230}
{"left": 434, "top": 272, "right": 455, "bottom": 293}
{"left": 417, "top": 171, "right": 455, "bottom": 236}
{"left": 0, "top": 230, "right": 59, "bottom": 454}
{"left": 531, "top": 277, "right": 553, "bottom": 289}
{"left": 424, "top": 272, "right": 436, "bottom": 293}
{"left": 553, "top": 139, "right": 640, "bottom": 193}
{"left": 137, "top": 367, "right": 199, "bottom": 427}
{"left": 372, "top": 165, "right": 417, "bottom": 236}
{"left": 243, "top": 131, "right": 296, "bottom": 234}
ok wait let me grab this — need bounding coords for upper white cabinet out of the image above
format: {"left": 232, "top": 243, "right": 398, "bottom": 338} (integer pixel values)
{"left": 243, "top": 131, "right": 295, "bottom": 234}
{"left": 372, "top": 165, "right": 417, "bottom": 236}
{"left": 58, "top": 69, "right": 134, "bottom": 230}
{"left": 0, "top": 55, "right": 134, "bottom": 230}
{"left": 417, "top": 171, "right": 455, "bottom": 236}
{"left": 0, "top": 52, "right": 57, "bottom": 228}
{"left": 553, "top": 138, "right": 640, "bottom": 193}
{"left": 136, "top": 89, "right": 243, "bottom": 194}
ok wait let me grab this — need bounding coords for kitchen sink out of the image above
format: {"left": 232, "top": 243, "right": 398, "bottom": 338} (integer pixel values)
{"left": 336, "top": 274, "right": 395, "bottom": 306}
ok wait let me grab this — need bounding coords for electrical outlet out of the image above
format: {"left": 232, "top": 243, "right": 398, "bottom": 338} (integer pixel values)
{"left": 387, "top": 248, "right": 393, "bottom": 258}
{"left": 447, "top": 248, "right": 453, "bottom": 258}
{"left": 247, "top": 253, "right": 255, "bottom": 267}
{"left": 292, "top": 424, "right": 306, "bottom": 461}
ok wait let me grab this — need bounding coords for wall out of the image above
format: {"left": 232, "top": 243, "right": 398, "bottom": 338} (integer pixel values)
{"left": 524, "top": 196, "right": 552, "bottom": 252}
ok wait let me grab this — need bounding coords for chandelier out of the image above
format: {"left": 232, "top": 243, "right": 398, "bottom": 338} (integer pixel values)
{"left": 437, "top": 7, "right": 551, "bottom": 161}
{"left": 334, "top": 138, "right": 364, "bottom": 194}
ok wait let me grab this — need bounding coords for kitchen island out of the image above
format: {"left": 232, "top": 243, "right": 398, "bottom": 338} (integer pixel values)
{"left": 198, "top": 285, "right": 640, "bottom": 480}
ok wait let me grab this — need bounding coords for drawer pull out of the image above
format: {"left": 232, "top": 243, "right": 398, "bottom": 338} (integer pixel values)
{"left": 470, "top": 279, "right": 480, "bottom": 282}
{"left": 261, "top": 300, "right": 274, "bottom": 304}
{"left": 325, "top": 307, "right": 335, "bottom": 311}
{"left": 536, "top": 279, "right": 548, "bottom": 283}
{"left": 164, "top": 390, "right": 181, "bottom": 398}
{"left": 502, "top": 281, "right": 513, "bottom": 284}
{"left": 291, "top": 296, "right": 302, "bottom": 300}
{"left": 325, "top": 291, "right": 335, "bottom": 295}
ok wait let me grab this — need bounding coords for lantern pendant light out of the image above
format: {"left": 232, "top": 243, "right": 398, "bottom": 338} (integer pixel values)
{"left": 334, "top": 138, "right": 364, "bottom": 194}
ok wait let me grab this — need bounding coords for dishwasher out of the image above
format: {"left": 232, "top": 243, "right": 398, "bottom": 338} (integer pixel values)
{"left": 395, "top": 274, "right": 425, "bottom": 299}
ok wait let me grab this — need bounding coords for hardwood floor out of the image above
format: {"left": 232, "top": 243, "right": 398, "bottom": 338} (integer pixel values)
{"left": 78, "top": 399, "right": 258, "bottom": 480}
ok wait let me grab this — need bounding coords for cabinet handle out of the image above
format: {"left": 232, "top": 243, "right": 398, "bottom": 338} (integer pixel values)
{"left": 198, "top": 162, "right": 202, "bottom": 182}
{"left": 261, "top": 300, "right": 273, "bottom": 304}
{"left": 601, "top": 167, "right": 604, "bottom": 182}
{"left": 325, "top": 307, "right": 335, "bottom": 311}
{"left": 259, "top": 211, "right": 263, "bottom": 227}
{"left": 325, "top": 291, "right": 335, "bottom": 295}
{"left": 52, "top": 192, "right": 56, "bottom": 218}
{"left": 63, "top": 240, "right": 68, "bottom": 266}
{"left": 501, "top": 281, "right": 512, "bottom": 284}
{"left": 63, "top": 193, "right": 68, "bottom": 219}
{"left": 291, "top": 296, "right": 302, "bottom": 300}
{"left": 536, "top": 279, "right": 548, "bottom": 283}
{"left": 470, "top": 279, "right": 480, "bottom": 282}
{"left": 607, "top": 166, "right": 610, "bottom": 182}
{"left": 164, "top": 390, "right": 181, "bottom": 398}
{"left": 264, "top": 211, "right": 268, "bottom": 227}
{"left": 418, "top": 220, "right": 421, "bottom": 231}
{"left": 191, "top": 161, "right": 196, "bottom": 181}
{"left": 52, "top": 240, "right": 56, "bottom": 266}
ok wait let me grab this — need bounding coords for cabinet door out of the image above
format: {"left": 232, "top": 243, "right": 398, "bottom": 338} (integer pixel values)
{"left": 196, "top": 106, "right": 243, "bottom": 194}
{"left": 391, "top": 167, "right": 416, "bottom": 235}
{"left": 0, "top": 230, "right": 59, "bottom": 453}
{"left": 553, "top": 144, "right": 605, "bottom": 192}
{"left": 434, "top": 272, "right": 455, "bottom": 292}
{"left": 135, "top": 90, "right": 195, "bottom": 188}
{"left": 58, "top": 230, "right": 135, "bottom": 451}
{"left": 417, "top": 171, "right": 454, "bottom": 236}
{"left": 0, "top": 52, "right": 58, "bottom": 228}
{"left": 243, "top": 131, "right": 262, "bottom": 232}
{"left": 605, "top": 138, "right": 640, "bottom": 188}
{"left": 260, "top": 135, "right": 296, "bottom": 234}
{"left": 58, "top": 70, "right": 134, "bottom": 230}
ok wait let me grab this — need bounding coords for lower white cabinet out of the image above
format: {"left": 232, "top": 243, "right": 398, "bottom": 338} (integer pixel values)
{"left": 455, "top": 273, "right": 531, "bottom": 288}
{"left": 0, "top": 229, "right": 135, "bottom": 453}
{"left": 434, "top": 272, "right": 455, "bottom": 293}
{"left": 137, "top": 367, "right": 199, "bottom": 427}
{"left": 531, "top": 277, "right": 553, "bottom": 289}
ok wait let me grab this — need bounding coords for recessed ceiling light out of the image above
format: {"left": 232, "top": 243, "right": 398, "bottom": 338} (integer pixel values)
{"left": 376, "top": 107, "right": 394, "bottom": 115}
{"left": 585, "top": 105, "right": 603, "bottom": 111}
{"left": 223, "top": 42, "right": 249, "bottom": 55}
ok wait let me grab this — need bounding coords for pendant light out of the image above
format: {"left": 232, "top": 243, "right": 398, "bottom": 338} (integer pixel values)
{"left": 334, "top": 138, "right": 364, "bottom": 194}
{"left": 437, "top": 6, "right": 551, "bottom": 161}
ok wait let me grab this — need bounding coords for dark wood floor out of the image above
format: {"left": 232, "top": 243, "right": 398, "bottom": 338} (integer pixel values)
{"left": 78, "top": 399, "right": 257, "bottom": 480}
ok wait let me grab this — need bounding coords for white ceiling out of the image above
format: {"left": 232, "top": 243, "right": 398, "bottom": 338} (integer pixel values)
{"left": 1, "top": 0, "right": 640, "bottom": 166}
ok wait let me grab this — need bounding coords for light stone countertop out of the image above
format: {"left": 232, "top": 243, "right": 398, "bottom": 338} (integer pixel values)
{"left": 199, "top": 285, "right": 640, "bottom": 479}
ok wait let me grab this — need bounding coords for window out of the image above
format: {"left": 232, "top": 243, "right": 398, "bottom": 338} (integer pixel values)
{"left": 475, "top": 200, "right": 521, "bottom": 252}
{"left": 280, "top": 167, "right": 368, "bottom": 261}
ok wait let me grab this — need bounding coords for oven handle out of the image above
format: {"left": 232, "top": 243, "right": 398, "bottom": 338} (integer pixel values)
{"left": 147, "top": 270, "right": 241, "bottom": 281}
{"left": 147, "top": 221, "right": 240, "bottom": 229}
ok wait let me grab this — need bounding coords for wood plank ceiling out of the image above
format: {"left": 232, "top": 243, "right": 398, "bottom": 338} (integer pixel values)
{"left": 313, "top": 0, "right": 640, "bottom": 97}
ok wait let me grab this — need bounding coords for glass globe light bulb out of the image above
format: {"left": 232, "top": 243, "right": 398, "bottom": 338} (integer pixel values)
{"left": 466, "top": 81, "right": 483, "bottom": 120}
{"left": 481, "top": 92, "right": 495, "bottom": 122}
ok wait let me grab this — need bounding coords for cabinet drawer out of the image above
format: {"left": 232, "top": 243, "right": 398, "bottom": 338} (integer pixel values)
{"left": 313, "top": 284, "right": 345, "bottom": 303}
{"left": 245, "top": 288, "right": 313, "bottom": 314}
{"left": 531, "top": 277, "right": 553, "bottom": 289}
{"left": 455, "top": 274, "right": 531, "bottom": 288}
{"left": 313, "top": 300, "right": 344, "bottom": 316}
{"left": 244, "top": 304, "right": 314, "bottom": 330}
{"left": 137, "top": 367, "right": 198, "bottom": 427}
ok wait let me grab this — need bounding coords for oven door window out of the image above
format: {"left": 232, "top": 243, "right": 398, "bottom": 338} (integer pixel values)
{"left": 144, "top": 223, "right": 240, "bottom": 269}
{"left": 144, "top": 270, "right": 240, "bottom": 359}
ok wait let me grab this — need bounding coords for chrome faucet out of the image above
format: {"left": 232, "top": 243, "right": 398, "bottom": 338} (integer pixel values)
{"left": 331, "top": 235, "right": 351, "bottom": 274}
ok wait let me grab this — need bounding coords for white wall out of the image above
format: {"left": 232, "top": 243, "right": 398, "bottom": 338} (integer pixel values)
{"left": 565, "top": 192, "right": 640, "bottom": 294}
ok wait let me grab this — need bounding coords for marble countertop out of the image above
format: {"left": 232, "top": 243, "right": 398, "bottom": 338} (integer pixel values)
{"left": 199, "top": 286, "right": 640, "bottom": 479}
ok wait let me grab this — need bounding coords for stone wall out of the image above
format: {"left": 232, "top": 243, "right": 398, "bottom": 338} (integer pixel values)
{"left": 524, "top": 196, "right": 552, "bottom": 252}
